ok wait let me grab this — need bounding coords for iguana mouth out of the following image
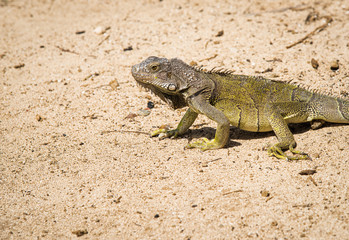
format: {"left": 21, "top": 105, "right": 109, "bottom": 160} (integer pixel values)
{"left": 135, "top": 80, "right": 187, "bottom": 110}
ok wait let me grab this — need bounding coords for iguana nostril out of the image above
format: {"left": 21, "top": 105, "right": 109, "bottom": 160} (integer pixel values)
{"left": 131, "top": 65, "right": 139, "bottom": 73}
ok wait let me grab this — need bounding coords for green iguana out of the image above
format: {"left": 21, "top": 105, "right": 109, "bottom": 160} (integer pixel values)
{"left": 131, "top": 56, "right": 349, "bottom": 160}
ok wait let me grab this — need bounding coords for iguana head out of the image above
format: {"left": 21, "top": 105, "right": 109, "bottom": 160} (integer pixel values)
{"left": 131, "top": 56, "right": 187, "bottom": 109}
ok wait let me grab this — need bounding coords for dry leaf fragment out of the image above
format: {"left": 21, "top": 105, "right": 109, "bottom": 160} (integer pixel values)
{"left": 109, "top": 79, "right": 119, "bottom": 90}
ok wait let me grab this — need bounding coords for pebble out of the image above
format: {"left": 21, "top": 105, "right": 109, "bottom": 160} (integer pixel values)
{"left": 36, "top": 114, "right": 44, "bottom": 122}
{"left": 216, "top": 30, "right": 224, "bottom": 37}
{"left": 330, "top": 60, "right": 339, "bottom": 71}
{"left": 311, "top": 58, "right": 319, "bottom": 69}
{"left": 260, "top": 190, "right": 270, "bottom": 197}
{"left": 137, "top": 108, "right": 151, "bottom": 116}
{"left": 94, "top": 26, "right": 105, "bottom": 35}
{"left": 271, "top": 221, "right": 278, "bottom": 226}
{"left": 124, "top": 113, "right": 137, "bottom": 119}
{"left": 147, "top": 101, "right": 155, "bottom": 109}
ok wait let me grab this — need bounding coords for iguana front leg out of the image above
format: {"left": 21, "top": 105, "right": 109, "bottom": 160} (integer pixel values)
{"left": 266, "top": 104, "right": 310, "bottom": 160}
{"left": 185, "top": 95, "right": 230, "bottom": 150}
{"left": 151, "top": 108, "right": 198, "bottom": 138}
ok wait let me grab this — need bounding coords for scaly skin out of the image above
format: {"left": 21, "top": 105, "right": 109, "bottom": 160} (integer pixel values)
{"left": 131, "top": 56, "right": 349, "bottom": 160}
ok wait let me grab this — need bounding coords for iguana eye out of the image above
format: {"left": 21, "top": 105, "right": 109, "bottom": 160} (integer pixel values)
{"left": 149, "top": 63, "right": 160, "bottom": 72}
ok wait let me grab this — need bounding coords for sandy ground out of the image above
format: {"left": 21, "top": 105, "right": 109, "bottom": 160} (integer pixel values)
{"left": 1, "top": 0, "right": 349, "bottom": 239}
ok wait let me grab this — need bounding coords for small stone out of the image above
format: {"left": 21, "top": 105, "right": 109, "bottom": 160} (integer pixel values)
{"left": 147, "top": 101, "right": 155, "bottom": 109}
{"left": 330, "top": 60, "right": 339, "bottom": 71}
{"left": 260, "top": 190, "right": 270, "bottom": 197}
{"left": 310, "top": 119, "right": 325, "bottom": 129}
{"left": 137, "top": 108, "right": 151, "bottom": 116}
{"left": 311, "top": 58, "right": 319, "bottom": 69}
{"left": 93, "top": 26, "right": 105, "bottom": 35}
{"left": 271, "top": 220, "right": 278, "bottom": 226}
{"left": 216, "top": 30, "right": 224, "bottom": 37}
{"left": 154, "top": 214, "right": 160, "bottom": 218}
{"left": 124, "top": 113, "right": 137, "bottom": 119}
{"left": 36, "top": 114, "right": 44, "bottom": 122}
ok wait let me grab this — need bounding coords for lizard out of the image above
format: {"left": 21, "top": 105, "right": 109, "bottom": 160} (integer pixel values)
{"left": 131, "top": 56, "right": 349, "bottom": 160}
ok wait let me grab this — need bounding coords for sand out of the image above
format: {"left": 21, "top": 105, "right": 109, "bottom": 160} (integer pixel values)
{"left": 1, "top": 0, "right": 348, "bottom": 239}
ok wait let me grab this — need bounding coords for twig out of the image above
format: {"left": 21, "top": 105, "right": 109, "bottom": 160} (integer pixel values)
{"left": 307, "top": 176, "right": 318, "bottom": 186}
{"left": 223, "top": 189, "right": 243, "bottom": 196}
{"left": 292, "top": 203, "right": 313, "bottom": 208}
{"left": 266, "top": 196, "right": 274, "bottom": 202}
{"left": 101, "top": 129, "right": 149, "bottom": 135}
{"left": 199, "top": 54, "right": 218, "bottom": 62}
{"left": 286, "top": 16, "right": 333, "bottom": 49}
{"left": 13, "top": 63, "right": 25, "bottom": 69}
{"left": 269, "top": 4, "right": 313, "bottom": 13}
{"left": 82, "top": 113, "right": 101, "bottom": 119}
{"left": 205, "top": 157, "right": 222, "bottom": 164}
{"left": 56, "top": 46, "right": 79, "bottom": 55}
{"left": 83, "top": 72, "right": 100, "bottom": 81}
{"left": 97, "top": 35, "right": 110, "bottom": 46}
{"left": 246, "top": 4, "right": 312, "bottom": 16}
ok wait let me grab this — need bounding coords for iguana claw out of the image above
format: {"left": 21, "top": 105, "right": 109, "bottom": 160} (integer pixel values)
{"left": 267, "top": 144, "right": 311, "bottom": 161}
{"left": 151, "top": 128, "right": 179, "bottom": 139}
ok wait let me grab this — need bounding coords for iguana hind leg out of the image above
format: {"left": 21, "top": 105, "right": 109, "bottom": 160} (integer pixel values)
{"left": 266, "top": 105, "right": 311, "bottom": 161}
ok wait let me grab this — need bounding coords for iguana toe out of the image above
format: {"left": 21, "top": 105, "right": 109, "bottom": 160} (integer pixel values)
{"left": 267, "top": 144, "right": 311, "bottom": 161}
{"left": 151, "top": 128, "right": 178, "bottom": 139}
{"left": 186, "top": 138, "right": 222, "bottom": 150}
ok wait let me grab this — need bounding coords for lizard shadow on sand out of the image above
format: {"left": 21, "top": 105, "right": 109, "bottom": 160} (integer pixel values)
{"left": 179, "top": 122, "right": 347, "bottom": 149}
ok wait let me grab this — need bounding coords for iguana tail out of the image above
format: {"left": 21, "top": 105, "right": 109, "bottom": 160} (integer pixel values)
{"left": 308, "top": 94, "right": 349, "bottom": 123}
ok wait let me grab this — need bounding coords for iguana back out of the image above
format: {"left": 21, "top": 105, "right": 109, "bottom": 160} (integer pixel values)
{"left": 207, "top": 73, "right": 349, "bottom": 132}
